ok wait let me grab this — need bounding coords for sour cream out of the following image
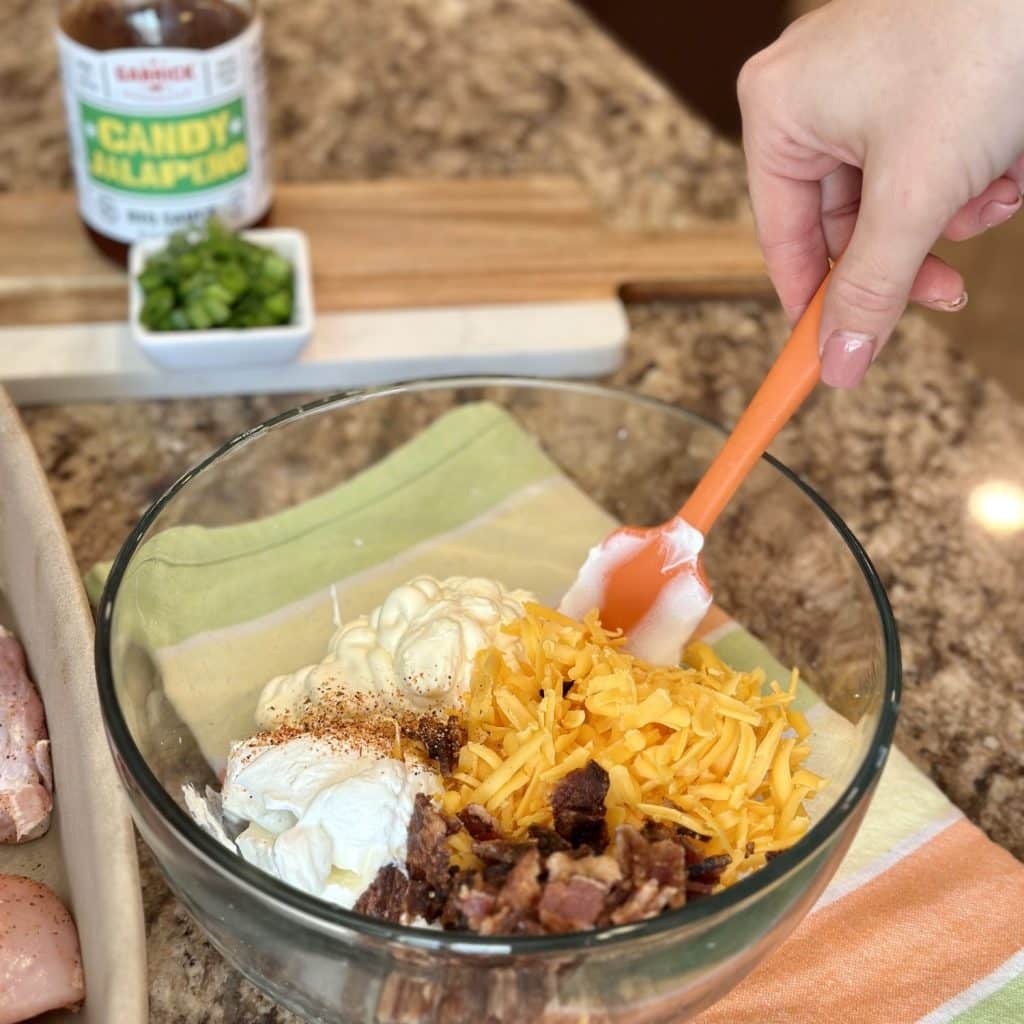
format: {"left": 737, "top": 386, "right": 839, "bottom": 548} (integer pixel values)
{"left": 218, "top": 730, "right": 439, "bottom": 909}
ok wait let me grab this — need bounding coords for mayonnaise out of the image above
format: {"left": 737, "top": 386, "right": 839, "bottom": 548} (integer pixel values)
{"left": 256, "top": 576, "right": 533, "bottom": 728}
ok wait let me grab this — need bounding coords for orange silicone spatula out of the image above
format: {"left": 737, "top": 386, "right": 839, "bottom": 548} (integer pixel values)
{"left": 560, "top": 269, "right": 832, "bottom": 664}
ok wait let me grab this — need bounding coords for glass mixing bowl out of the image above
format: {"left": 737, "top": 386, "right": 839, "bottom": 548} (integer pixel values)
{"left": 96, "top": 378, "right": 900, "bottom": 1023}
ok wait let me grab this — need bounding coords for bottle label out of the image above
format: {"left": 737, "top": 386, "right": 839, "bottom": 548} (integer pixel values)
{"left": 56, "top": 21, "right": 271, "bottom": 244}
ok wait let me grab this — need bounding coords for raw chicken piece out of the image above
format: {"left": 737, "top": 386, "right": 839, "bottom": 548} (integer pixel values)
{"left": 0, "top": 626, "right": 52, "bottom": 843}
{"left": 0, "top": 874, "right": 85, "bottom": 1023}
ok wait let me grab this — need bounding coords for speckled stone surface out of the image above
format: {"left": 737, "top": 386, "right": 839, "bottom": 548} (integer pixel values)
{"left": 4, "top": 0, "right": 1023, "bottom": 1020}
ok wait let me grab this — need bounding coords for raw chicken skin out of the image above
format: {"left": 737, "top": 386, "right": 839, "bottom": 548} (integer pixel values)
{"left": 0, "top": 874, "right": 85, "bottom": 1023}
{"left": 0, "top": 626, "right": 52, "bottom": 844}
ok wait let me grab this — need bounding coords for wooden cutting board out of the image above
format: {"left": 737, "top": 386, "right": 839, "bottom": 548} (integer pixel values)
{"left": 0, "top": 178, "right": 769, "bottom": 404}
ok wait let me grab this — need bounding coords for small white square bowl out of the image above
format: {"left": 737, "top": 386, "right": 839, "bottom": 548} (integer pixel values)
{"left": 129, "top": 227, "right": 315, "bottom": 370}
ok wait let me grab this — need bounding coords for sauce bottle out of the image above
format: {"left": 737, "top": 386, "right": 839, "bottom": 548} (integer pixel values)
{"left": 56, "top": 0, "right": 272, "bottom": 265}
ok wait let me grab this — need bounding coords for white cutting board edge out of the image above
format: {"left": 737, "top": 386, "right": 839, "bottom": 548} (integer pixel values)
{"left": 0, "top": 388, "right": 148, "bottom": 1022}
{"left": 0, "top": 298, "right": 628, "bottom": 405}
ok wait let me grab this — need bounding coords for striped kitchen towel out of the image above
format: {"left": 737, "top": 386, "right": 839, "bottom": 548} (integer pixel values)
{"left": 88, "top": 401, "right": 1024, "bottom": 1024}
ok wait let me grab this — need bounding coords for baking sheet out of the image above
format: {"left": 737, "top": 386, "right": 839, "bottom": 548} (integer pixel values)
{"left": 0, "top": 388, "right": 147, "bottom": 1023}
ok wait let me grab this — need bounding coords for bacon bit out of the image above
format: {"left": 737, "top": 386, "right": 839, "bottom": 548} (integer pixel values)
{"left": 409, "top": 715, "right": 466, "bottom": 776}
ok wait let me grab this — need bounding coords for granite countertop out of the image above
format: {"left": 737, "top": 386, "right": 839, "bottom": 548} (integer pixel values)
{"left": 5, "top": 0, "right": 1024, "bottom": 1020}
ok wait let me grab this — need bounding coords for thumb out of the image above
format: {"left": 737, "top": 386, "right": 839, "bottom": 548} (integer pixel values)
{"left": 819, "top": 176, "right": 945, "bottom": 388}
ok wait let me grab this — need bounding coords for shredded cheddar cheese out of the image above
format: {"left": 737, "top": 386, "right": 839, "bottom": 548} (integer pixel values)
{"left": 441, "top": 603, "right": 824, "bottom": 886}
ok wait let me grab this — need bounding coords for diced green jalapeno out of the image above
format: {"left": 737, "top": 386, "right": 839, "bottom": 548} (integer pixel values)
{"left": 135, "top": 217, "right": 296, "bottom": 333}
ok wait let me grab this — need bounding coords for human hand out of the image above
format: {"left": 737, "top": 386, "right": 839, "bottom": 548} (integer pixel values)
{"left": 737, "top": 0, "right": 1024, "bottom": 386}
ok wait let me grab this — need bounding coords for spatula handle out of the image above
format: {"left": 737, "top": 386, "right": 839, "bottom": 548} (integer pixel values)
{"left": 680, "top": 270, "right": 832, "bottom": 535}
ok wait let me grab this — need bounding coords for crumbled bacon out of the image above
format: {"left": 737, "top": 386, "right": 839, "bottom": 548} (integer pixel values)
{"left": 604, "top": 825, "right": 688, "bottom": 923}
{"left": 538, "top": 851, "right": 621, "bottom": 932}
{"left": 527, "top": 824, "right": 571, "bottom": 857}
{"left": 405, "top": 879, "right": 445, "bottom": 923}
{"left": 687, "top": 854, "right": 732, "bottom": 881}
{"left": 472, "top": 837, "right": 534, "bottom": 887}
{"left": 353, "top": 760, "right": 732, "bottom": 935}
{"left": 411, "top": 714, "right": 466, "bottom": 776}
{"left": 550, "top": 761, "right": 610, "bottom": 851}
{"left": 458, "top": 803, "right": 501, "bottom": 841}
{"left": 456, "top": 882, "right": 497, "bottom": 932}
{"left": 609, "top": 878, "right": 674, "bottom": 925}
{"left": 539, "top": 874, "right": 608, "bottom": 932}
{"left": 499, "top": 847, "right": 542, "bottom": 914}
{"left": 354, "top": 864, "right": 409, "bottom": 922}
{"left": 685, "top": 880, "right": 717, "bottom": 898}
{"left": 641, "top": 819, "right": 709, "bottom": 845}
{"left": 456, "top": 848, "right": 543, "bottom": 935}
{"left": 546, "top": 850, "right": 621, "bottom": 886}
{"left": 406, "top": 793, "right": 460, "bottom": 890}
{"left": 473, "top": 839, "right": 534, "bottom": 865}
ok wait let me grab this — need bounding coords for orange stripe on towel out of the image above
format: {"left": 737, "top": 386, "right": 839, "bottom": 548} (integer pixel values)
{"left": 696, "top": 818, "right": 1024, "bottom": 1024}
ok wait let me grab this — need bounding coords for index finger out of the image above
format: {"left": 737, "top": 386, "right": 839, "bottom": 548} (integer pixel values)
{"left": 744, "top": 157, "right": 830, "bottom": 323}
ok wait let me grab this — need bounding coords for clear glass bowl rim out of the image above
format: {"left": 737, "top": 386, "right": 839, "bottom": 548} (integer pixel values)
{"left": 95, "top": 376, "right": 901, "bottom": 955}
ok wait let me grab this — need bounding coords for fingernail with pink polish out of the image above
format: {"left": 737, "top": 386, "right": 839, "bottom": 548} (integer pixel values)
{"left": 820, "top": 331, "right": 876, "bottom": 388}
{"left": 981, "top": 196, "right": 1022, "bottom": 229}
